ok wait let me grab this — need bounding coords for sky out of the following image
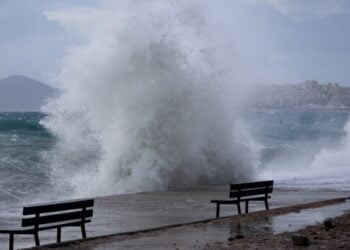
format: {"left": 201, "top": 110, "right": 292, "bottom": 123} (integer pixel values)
{"left": 0, "top": 0, "right": 349, "bottom": 86}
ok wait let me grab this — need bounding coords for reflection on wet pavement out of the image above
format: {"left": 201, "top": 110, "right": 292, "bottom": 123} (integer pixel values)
{"left": 221, "top": 201, "right": 349, "bottom": 237}
{"left": 56, "top": 201, "right": 349, "bottom": 249}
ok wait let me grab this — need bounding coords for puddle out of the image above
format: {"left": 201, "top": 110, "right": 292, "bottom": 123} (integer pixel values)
{"left": 224, "top": 201, "right": 350, "bottom": 236}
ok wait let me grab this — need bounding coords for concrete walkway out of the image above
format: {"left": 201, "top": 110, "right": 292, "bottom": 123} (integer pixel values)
{"left": 30, "top": 198, "right": 349, "bottom": 249}
{"left": 6, "top": 187, "right": 346, "bottom": 250}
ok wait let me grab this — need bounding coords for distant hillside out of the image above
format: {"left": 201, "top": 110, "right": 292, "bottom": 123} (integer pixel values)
{"left": 0, "top": 75, "right": 57, "bottom": 112}
{"left": 252, "top": 80, "right": 350, "bottom": 110}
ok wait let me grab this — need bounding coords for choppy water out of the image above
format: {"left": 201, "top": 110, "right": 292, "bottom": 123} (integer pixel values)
{"left": 0, "top": 110, "right": 349, "bottom": 213}
{"left": 246, "top": 109, "right": 350, "bottom": 190}
{"left": 0, "top": 113, "right": 56, "bottom": 214}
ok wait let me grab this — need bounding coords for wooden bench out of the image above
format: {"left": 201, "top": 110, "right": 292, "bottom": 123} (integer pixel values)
{"left": 211, "top": 180, "right": 273, "bottom": 218}
{"left": 0, "top": 198, "right": 94, "bottom": 250}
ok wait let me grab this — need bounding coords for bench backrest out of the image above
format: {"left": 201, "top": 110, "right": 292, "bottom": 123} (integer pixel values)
{"left": 230, "top": 180, "right": 273, "bottom": 199}
{"left": 21, "top": 199, "right": 94, "bottom": 229}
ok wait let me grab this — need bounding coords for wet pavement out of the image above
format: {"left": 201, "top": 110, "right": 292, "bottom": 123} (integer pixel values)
{"left": 33, "top": 199, "right": 350, "bottom": 249}
{"left": 0, "top": 187, "right": 347, "bottom": 249}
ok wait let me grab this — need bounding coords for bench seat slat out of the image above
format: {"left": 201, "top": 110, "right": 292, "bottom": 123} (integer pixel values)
{"left": 0, "top": 229, "right": 34, "bottom": 234}
{"left": 211, "top": 180, "right": 274, "bottom": 218}
{"left": 230, "top": 187, "right": 273, "bottom": 198}
{"left": 22, "top": 209, "right": 93, "bottom": 227}
{"left": 239, "top": 196, "right": 271, "bottom": 202}
{"left": 211, "top": 196, "right": 271, "bottom": 204}
{"left": 211, "top": 200, "right": 238, "bottom": 204}
{"left": 230, "top": 180, "right": 273, "bottom": 190}
{"left": 23, "top": 199, "right": 94, "bottom": 215}
{"left": 34, "top": 219, "right": 92, "bottom": 231}
{"left": 0, "top": 219, "right": 92, "bottom": 235}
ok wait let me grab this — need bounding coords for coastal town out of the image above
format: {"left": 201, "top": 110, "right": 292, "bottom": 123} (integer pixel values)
{"left": 253, "top": 80, "right": 350, "bottom": 109}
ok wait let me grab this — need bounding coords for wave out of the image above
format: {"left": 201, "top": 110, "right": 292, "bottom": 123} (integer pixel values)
{"left": 0, "top": 113, "right": 47, "bottom": 132}
{"left": 41, "top": 0, "right": 258, "bottom": 197}
{"left": 256, "top": 110, "right": 350, "bottom": 190}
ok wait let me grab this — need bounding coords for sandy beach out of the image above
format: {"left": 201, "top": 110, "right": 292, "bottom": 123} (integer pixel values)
{"left": 0, "top": 187, "right": 345, "bottom": 249}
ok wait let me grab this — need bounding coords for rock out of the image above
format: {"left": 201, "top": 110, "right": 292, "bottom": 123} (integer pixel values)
{"left": 235, "top": 234, "right": 245, "bottom": 239}
{"left": 292, "top": 234, "right": 310, "bottom": 246}
{"left": 228, "top": 234, "right": 245, "bottom": 241}
{"left": 324, "top": 218, "right": 334, "bottom": 230}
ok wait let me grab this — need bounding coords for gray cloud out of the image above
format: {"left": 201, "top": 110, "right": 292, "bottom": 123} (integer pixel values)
{"left": 0, "top": 0, "right": 349, "bottom": 85}
{"left": 246, "top": 0, "right": 350, "bottom": 19}
{"left": 0, "top": 0, "right": 100, "bottom": 83}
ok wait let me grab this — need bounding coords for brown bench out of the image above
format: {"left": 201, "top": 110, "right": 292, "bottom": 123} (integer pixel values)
{"left": 0, "top": 198, "right": 94, "bottom": 250}
{"left": 211, "top": 180, "right": 273, "bottom": 218}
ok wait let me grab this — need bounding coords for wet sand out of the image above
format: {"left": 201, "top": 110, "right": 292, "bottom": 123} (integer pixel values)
{"left": 0, "top": 187, "right": 347, "bottom": 249}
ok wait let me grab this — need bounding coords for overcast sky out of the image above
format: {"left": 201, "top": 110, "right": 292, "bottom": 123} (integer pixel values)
{"left": 0, "top": 0, "right": 350, "bottom": 86}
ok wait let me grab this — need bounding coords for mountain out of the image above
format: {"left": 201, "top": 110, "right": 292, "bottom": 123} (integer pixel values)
{"left": 0, "top": 75, "right": 57, "bottom": 112}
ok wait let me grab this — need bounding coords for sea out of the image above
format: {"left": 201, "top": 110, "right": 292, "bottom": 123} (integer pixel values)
{"left": 0, "top": 113, "right": 55, "bottom": 218}
{"left": 0, "top": 109, "right": 349, "bottom": 217}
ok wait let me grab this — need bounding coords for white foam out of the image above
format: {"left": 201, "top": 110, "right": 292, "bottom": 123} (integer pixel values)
{"left": 260, "top": 119, "right": 350, "bottom": 191}
{"left": 41, "top": 1, "right": 258, "bottom": 197}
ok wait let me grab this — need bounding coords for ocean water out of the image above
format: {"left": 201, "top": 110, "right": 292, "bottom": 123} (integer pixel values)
{"left": 0, "top": 112, "right": 57, "bottom": 218}
{"left": 246, "top": 109, "right": 350, "bottom": 190}
{"left": 0, "top": 110, "right": 349, "bottom": 214}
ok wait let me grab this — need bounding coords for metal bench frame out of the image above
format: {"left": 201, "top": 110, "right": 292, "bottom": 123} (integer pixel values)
{"left": 211, "top": 180, "right": 273, "bottom": 218}
{"left": 0, "top": 199, "right": 94, "bottom": 250}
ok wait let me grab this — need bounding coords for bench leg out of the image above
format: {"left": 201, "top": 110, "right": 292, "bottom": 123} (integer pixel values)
{"left": 236, "top": 203, "right": 241, "bottom": 215}
{"left": 34, "top": 232, "right": 40, "bottom": 246}
{"left": 245, "top": 200, "right": 249, "bottom": 213}
{"left": 216, "top": 204, "right": 220, "bottom": 218}
{"left": 57, "top": 226, "right": 61, "bottom": 243}
{"left": 9, "top": 233, "right": 13, "bottom": 250}
{"left": 81, "top": 224, "right": 87, "bottom": 239}
{"left": 265, "top": 199, "right": 269, "bottom": 210}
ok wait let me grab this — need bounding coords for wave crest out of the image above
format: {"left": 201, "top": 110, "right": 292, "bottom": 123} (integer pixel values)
{"left": 41, "top": 0, "right": 258, "bottom": 196}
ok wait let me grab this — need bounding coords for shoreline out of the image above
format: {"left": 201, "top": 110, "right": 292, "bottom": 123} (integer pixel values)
{"left": 26, "top": 197, "right": 348, "bottom": 249}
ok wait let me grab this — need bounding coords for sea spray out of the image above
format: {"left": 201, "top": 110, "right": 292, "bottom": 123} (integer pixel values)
{"left": 307, "top": 119, "right": 350, "bottom": 188}
{"left": 41, "top": 1, "right": 258, "bottom": 197}
{"left": 256, "top": 110, "right": 350, "bottom": 190}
